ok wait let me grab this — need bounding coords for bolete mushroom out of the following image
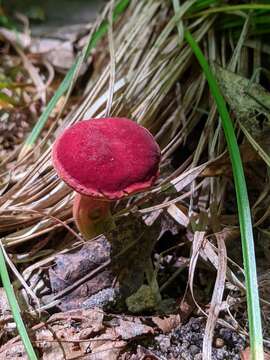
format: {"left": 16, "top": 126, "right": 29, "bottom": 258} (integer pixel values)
{"left": 52, "top": 117, "right": 161, "bottom": 239}
{"left": 52, "top": 117, "right": 162, "bottom": 306}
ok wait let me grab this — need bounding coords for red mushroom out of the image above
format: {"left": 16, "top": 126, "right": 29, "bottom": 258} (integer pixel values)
{"left": 52, "top": 117, "right": 161, "bottom": 240}
{"left": 52, "top": 118, "right": 162, "bottom": 306}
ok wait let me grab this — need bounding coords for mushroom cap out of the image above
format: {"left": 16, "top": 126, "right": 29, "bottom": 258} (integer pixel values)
{"left": 52, "top": 118, "right": 161, "bottom": 200}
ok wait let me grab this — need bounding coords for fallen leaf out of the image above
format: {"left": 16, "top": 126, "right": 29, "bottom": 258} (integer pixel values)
{"left": 152, "top": 314, "right": 181, "bottom": 334}
{"left": 58, "top": 270, "right": 114, "bottom": 311}
{"left": 0, "top": 342, "right": 28, "bottom": 360}
{"left": 48, "top": 237, "right": 113, "bottom": 310}
{"left": 213, "top": 63, "right": 270, "bottom": 137}
{"left": 115, "top": 319, "right": 154, "bottom": 340}
{"left": 90, "top": 336, "right": 126, "bottom": 360}
{"left": 0, "top": 308, "right": 158, "bottom": 359}
{"left": 48, "top": 308, "right": 104, "bottom": 334}
{"left": 50, "top": 237, "right": 111, "bottom": 292}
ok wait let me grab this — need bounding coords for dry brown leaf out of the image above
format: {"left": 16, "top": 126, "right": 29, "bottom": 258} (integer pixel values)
{"left": 48, "top": 307, "right": 105, "bottom": 334}
{"left": 151, "top": 314, "right": 181, "bottom": 333}
{"left": 39, "top": 327, "right": 81, "bottom": 360}
{"left": 0, "top": 306, "right": 158, "bottom": 359}
{"left": 89, "top": 335, "right": 126, "bottom": 360}
{"left": 50, "top": 239, "right": 110, "bottom": 292}
{"left": 115, "top": 319, "right": 154, "bottom": 340}
{"left": 0, "top": 342, "right": 28, "bottom": 360}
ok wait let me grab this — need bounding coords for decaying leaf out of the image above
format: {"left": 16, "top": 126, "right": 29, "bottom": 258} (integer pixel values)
{"left": 87, "top": 335, "right": 126, "bottom": 360}
{"left": 115, "top": 319, "right": 154, "bottom": 339}
{"left": 213, "top": 63, "right": 270, "bottom": 136}
{"left": 49, "top": 237, "right": 111, "bottom": 292}
{"left": 151, "top": 314, "right": 181, "bottom": 334}
{"left": 0, "top": 308, "right": 157, "bottom": 359}
{"left": 213, "top": 64, "right": 270, "bottom": 166}
{"left": 0, "top": 342, "right": 28, "bottom": 360}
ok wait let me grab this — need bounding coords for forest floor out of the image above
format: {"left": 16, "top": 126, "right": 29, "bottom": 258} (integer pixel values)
{"left": 0, "top": 1, "right": 270, "bottom": 359}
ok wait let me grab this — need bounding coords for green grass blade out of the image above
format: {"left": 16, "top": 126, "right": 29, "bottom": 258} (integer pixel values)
{"left": 189, "top": 4, "right": 270, "bottom": 17}
{"left": 0, "top": 247, "right": 38, "bottom": 359}
{"left": 189, "top": 0, "right": 219, "bottom": 12}
{"left": 20, "top": 0, "right": 130, "bottom": 157}
{"left": 172, "top": 2, "right": 264, "bottom": 359}
{"left": 183, "top": 29, "right": 264, "bottom": 360}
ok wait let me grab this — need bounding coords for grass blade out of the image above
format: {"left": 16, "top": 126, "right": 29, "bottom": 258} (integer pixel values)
{"left": 184, "top": 29, "right": 264, "bottom": 360}
{"left": 19, "top": 0, "right": 130, "bottom": 158}
{"left": 0, "top": 246, "right": 38, "bottom": 359}
{"left": 188, "top": 3, "right": 270, "bottom": 17}
{"left": 172, "top": 2, "right": 264, "bottom": 359}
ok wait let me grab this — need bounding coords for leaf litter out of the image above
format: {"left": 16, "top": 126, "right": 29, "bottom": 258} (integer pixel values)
{"left": 0, "top": 0, "right": 270, "bottom": 359}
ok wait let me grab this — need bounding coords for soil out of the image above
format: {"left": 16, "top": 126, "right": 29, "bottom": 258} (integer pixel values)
{"left": 149, "top": 317, "right": 246, "bottom": 360}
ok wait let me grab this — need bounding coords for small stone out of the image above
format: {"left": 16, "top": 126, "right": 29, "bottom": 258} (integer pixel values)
{"left": 190, "top": 344, "right": 200, "bottom": 355}
{"left": 216, "top": 349, "right": 227, "bottom": 360}
{"left": 215, "top": 337, "right": 225, "bottom": 348}
{"left": 156, "top": 335, "right": 171, "bottom": 352}
{"left": 219, "top": 328, "right": 232, "bottom": 342}
{"left": 191, "top": 320, "right": 201, "bottom": 331}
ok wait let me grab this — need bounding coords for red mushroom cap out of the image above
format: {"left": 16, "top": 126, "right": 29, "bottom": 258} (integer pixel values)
{"left": 52, "top": 118, "right": 161, "bottom": 200}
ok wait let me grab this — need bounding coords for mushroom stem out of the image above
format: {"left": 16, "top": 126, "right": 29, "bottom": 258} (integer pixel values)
{"left": 73, "top": 194, "right": 115, "bottom": 239}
